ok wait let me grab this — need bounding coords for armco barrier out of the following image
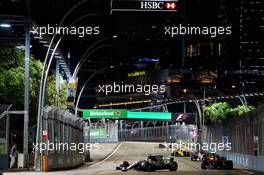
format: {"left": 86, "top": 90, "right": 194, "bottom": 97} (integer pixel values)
{"left": 38, "top": 106, "right": 85, "bottom": 171}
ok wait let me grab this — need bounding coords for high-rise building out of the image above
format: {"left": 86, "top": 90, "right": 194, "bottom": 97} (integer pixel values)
{"left": 239, "top": 0, "right": 264, "bottom": 91}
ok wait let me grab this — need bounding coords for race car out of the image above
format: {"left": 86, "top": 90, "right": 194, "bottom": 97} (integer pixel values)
{"left": 201, "top": 153, "right": 233, "bottom": 170}
{"left": 171, "top": 149, "right": 191, "bottom": 157}
{"left": 116, "top": 155, "right": 178, "bottom": 172}
{"left": 159, "top": 143, "right": 172, "bottom": 149}
{"left": 190, "top": 151, "right": 204, "bottom": 161}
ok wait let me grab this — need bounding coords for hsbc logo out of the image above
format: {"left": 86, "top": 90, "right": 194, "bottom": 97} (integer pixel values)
{"left": 140, "top": 1, "right": 177, "bottom": 10}
{"left": 140, "top": 2, "right": 164, "bottom": 9}
{"left": 165, "top": 2, "right": 177, "bottom": 9}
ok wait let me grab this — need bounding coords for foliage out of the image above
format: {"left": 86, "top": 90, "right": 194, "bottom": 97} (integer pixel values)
{"left": 203, "top": 102, "right": 232, "bottom": 122}
{"left": 229, "top": 105, "right": 256, "bottom": 117}
{"left": 203, "top": 102, "right": 255, "bottom": 123}
{"left": 0, "top": 46, "right": 68, "bottom": 116}
{"left": 46, "top": 73, "right": 68, "bottom": 109}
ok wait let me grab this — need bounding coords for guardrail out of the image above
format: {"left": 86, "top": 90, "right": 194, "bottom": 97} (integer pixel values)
{"left": 36, "top": 106, "right": 86, "bottom": 171}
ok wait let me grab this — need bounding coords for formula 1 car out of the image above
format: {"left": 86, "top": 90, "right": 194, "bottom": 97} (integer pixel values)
{"left": 201, "top": 154, "right": 233, "bottom": 170}
{"left": 116, "top": 155, "right": 178, "bottom": 172}
{"left": 159, "top": 143, "right": 172, "bottom": 149}
{"left": 171, "top": 149, "right": 190, "bottom": 157}
{"left": 190, "top": 151, "right": 204, "bottom": 161}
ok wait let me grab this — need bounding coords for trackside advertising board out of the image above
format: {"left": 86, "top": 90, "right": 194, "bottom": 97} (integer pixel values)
{"left": 83, "top": 109, "right": 128, "bottom": 119}
{"left": 82, "top": 109, "right": 172, "bottom": 121}
{"left": 127, "top": 112, "right": 171, "bottom": 120}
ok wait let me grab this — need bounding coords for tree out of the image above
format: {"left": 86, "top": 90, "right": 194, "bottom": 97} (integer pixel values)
{"left": 203, "top": 102, "right": 232, "bottom": 122}
{"left": 229, "top": 105, "right": 256, "bottom": 117}
{"left": 203, "top": 101, "right": 256, "bottom": 123}
{"left": 46, "top": 72, "right": 68, "bottom": 109}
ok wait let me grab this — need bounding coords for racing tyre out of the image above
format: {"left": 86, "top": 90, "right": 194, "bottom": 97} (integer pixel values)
{"left": 223, "top": 160, "right": 233, "bottom": 170}
{"left": 140, "top": 161, "right": 153, "bottom": 171}
{"left": 168, "top": 162, "right": 178, "bottom": 171}
{"left": 191, "top": 155, "right": 196, "bottom": 161}
{"left": 122, "top": 161, "right": 130, "bottom": 168}
{"left": 159, "top": 144, "right": 166, "bottom": 148}
{"left": 201, "top": 161, "right": 207, "bottom": 169}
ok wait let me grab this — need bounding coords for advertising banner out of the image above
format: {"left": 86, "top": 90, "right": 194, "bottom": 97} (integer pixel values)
{"left": 127, "top": 111, "right": 172, "bottom": 120}
{"left": 83, "top": 109, "right": 128, "bottom": 119}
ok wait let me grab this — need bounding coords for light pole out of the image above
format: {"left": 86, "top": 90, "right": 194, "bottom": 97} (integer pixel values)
{"left": 34, "top": 0, "right": 91, "bottom": 170}
{"left": 230, "top": 85, "right": 247, "bottom": 106}
{"left": 75, "top": 65, "right": 114, "bottom": 114}
{"left": 40, "top": 13, "right": 100, "bottom": 112}
{"left": 72, "top": 36, "right": 117, "bottom": 77}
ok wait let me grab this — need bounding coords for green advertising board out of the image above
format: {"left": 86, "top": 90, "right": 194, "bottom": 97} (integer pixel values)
{"left": 83, "top": 109, "right": 127, "bottom": 119}
{"left": 90, "top": 128, "right": 107, "bottom": 139}
{"left": 127, "top": 111, "right": 172, "bottom": 120}
{"left": 82, "top": 109, "right": 172, "bottom": 121}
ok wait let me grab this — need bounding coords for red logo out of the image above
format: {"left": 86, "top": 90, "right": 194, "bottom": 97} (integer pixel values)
{"left": 116, "top": 111, "right": 121, "bottom": 116}
{"left": 165, "top": 2, "right": 177, "bottom": 9}
{"left": 42, "top": 131, "right": 48, "bottom": 139}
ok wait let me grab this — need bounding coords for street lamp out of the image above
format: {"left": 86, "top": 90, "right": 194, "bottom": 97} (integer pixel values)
{"left": 75, "top": 65, "right": 114, "bottom": 114}
{"left": 0, "top": 23, "right": 11, "bottom": 28}
{"left": 230, "top": 85, "right": 247, "bottom": 106}
{"left": 73, "top": 35, "right": 118, "bottom": 77}
{"left": 34, "top": 0, "right": 91, "bottom": 170}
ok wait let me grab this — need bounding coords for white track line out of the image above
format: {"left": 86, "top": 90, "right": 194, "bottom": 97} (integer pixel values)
{"left": 90, "top": 142, "right": 123, "bottom": 167}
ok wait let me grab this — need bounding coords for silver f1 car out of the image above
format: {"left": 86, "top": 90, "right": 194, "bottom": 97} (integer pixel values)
{"left": 116, "top": 155, "right": 178, "bottom": 172}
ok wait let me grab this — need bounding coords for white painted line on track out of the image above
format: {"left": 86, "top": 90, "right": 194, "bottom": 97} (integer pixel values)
{"left": 90, "top": 142, "right": 123, "bottom": 167}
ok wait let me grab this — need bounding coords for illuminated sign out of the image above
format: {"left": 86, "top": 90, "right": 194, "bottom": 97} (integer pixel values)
{"left": 209, "top": 71, "right": 218, "bottom": 78}
{"left": 165, "top": 2, "right": 177, "bottom": 9}
{"left": 127, "top": 112, "right": 172, "bottom": 120}
{"left": 83, "top": 109, "right": 127, "bottom": 119}
{"left": 138, "top": 58, "right": 160, "bottom": 63}
{"left": 140, "top": 1, "right": 177, "bottom": 10}
{"left": 83, "top": 110, "right": 172, "bottom": 121}
{"left": 111, "top": 0, "right": 178, "bottom": 13}
{"left": 128, "top": 71, "right": 146, "bottom": 77}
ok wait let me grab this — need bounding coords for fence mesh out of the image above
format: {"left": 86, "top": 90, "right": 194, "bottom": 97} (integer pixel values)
{"left": 119, "top": 125, "right": 196, "bottom": 143}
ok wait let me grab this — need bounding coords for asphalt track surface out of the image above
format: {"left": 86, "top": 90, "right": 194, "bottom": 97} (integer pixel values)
{"left": 4, "top": 142, "right": 257, "bottom": 175}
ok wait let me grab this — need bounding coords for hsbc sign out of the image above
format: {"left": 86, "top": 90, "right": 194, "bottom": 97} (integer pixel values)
{"left": 111, "top": 0, "right": 178, "bottom": 13}
{"left": 140, "top": 1, "right": 177, "bottom": 10}
{"left": 165, "top": 2, "right": 177, "bottom": 9}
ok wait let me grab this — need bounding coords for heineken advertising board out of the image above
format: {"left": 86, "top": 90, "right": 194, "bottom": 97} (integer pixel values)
{"left": 83, "top": 109, "right": 127, "bottom": 119}
{"left": 82, "top": 109, "right": 172, "bottom": 121}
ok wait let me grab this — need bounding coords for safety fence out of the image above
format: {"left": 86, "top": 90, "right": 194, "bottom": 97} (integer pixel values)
{"left": 0, "top": 116, "right": 8, "bottom": 169}
{"left": 36, "top": 106, "right": 86, "bottom": 171}
{"left": 119, "top": 125, "right": 196, "bottom": 142}
{"left": 201, "top": 104, "right": 264, "bottom": 172}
